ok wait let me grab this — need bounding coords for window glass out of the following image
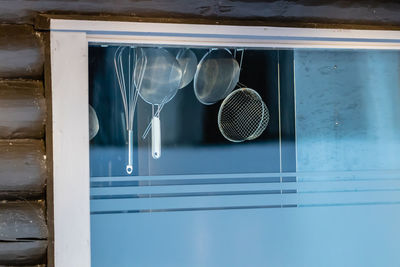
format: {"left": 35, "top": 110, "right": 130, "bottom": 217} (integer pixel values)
{"left": 89, "top": 47, "right": 290, "bottom": 177}
{"left": 89, "top": 46, "right": 400, "bottom": 267}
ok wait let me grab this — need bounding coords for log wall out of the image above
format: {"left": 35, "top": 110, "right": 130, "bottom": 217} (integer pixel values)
{"left": 0, "top": 24, "right": 47, "bottom": 266}
{"left": 0, "top": 0, "right": 399, "bottom": 27}
{"left": 0, "top": 140, "right": 46, "bottom": 199}
{"left": 0, "top": 202, "right": 47, "bottom": 265}
{"left": 0, "top": 25, "right": 44, "bottom": 79}
{"left": 0, "top": 80, "right": 46, "bottom": 139}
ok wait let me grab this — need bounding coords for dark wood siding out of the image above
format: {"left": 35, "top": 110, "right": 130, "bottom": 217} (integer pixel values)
{"left": 0, "top": 140, "right": 46, "bottom": 199}
{"left": 0, "top": 24, "right": 47, "bottom": 266}
{"left": 0, "top": 0, "right": 400, "bottom": 27}
{"left": 0, "top": 80, "right": 46, "bottom": 139}
{"left": 0, "top": 201, "right": 47, "bottom": 265}
{"left": 0, "top": 25, "right": 44, "bottom": 79}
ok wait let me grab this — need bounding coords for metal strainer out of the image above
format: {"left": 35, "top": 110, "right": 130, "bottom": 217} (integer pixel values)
{"left": 194, "top": 48, "right": 240, "bottom": 105}
{"left": 218, "top": 88, "right": 270, "bottom": 142}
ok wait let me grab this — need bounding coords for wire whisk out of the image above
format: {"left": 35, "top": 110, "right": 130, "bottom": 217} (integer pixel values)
{"left": 114, "top": 46, "right": 147, "bottom": 174}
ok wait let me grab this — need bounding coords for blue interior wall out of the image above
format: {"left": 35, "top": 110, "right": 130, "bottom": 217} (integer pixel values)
{"left": 295, "top": 50, "right": 400, "bottom": 171}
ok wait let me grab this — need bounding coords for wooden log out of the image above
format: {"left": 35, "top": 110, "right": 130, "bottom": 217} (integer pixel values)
{"left": 6, "top": 1, "right": 400, "bottom": 27}
{"left": 0, "top": 140, "right": 46, "bottom": 200}
{"left": 0, "top": 79, "right": 46, "bottom": 139}
{"left": 0, "top": 201, "right": 47, "bottom": 265}
{"left": 0, "top": 24, "right": 44, "bottom": 79}
{"left": 0, "top": 241, "right": 47, "bottom": 265}
{"left": 0, "top": 201, "right": 47, "bottom": 240}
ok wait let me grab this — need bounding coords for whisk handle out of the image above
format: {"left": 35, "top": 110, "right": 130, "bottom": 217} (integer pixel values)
{"left": 126, "top": 130, "right": 134, "bottom": 174}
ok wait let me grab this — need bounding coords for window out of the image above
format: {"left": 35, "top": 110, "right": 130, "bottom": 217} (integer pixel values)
{"left": 50, "top": 21, "right": 400, "bottom": 267}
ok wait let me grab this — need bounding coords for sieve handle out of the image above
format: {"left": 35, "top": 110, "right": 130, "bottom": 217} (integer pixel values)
{"left": 151, "top": 116, "right": 161, "bottom": 159}
{"left": 126, "top": 130, "right": 134, "bottom": 174}
{"left": 142, "top": 102, "right": 165, "bottom": 139}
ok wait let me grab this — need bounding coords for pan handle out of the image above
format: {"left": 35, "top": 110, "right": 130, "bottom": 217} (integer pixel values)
{"left": 151, "top": 115, "right": 161, "bottom": 159}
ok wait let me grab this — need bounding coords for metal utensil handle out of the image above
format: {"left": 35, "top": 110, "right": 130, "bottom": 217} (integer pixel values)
{"left": 142, "top": 102, "right": 165, "bottom": 139}
{"left": 151, "top": 115, "right": 161, "bottom": 159}
{"left": 126, "top": 129, "right": 134, "bottom": 174}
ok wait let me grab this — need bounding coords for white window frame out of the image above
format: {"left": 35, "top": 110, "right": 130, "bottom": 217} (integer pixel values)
{"left": 49, "top": 19, "right": 400, "bottom": 267}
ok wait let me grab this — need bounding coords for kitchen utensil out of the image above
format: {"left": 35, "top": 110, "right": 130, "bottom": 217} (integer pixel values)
{"left": 141, "top": 48, "right": 197, "bottom": 140}
{"left": 194, "top": 48, "right": 240, "bottom": 105}
{"left": 175, "top": 48, "right": 198, "bottom": 89}
{"left": 136, "top": 47, "right": 182, "bottom": 159}
{"left": 218, "top": 87, "right": 270, "bottom": 142}
{"left": 114, "top": 46, "right": 146, "bottom": 174}
{"left": 89, "top": 104, "right": 99, "bottom": 140}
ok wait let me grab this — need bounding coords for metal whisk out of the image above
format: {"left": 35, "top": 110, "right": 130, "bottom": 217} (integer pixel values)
{"left": 114, "top": 46, "right": 146, "bottom": 174}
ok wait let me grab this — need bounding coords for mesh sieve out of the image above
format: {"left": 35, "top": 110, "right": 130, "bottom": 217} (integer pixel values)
{"left": 218, "top": 88, "right": 270, "bottom": 142}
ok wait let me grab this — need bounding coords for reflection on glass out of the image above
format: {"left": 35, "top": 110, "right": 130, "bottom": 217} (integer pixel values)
{"left": 89, "top": 46, "right": 400, "bottom": 267}
{"left": 90, "top": 47, "right": 285, "bottom": 177}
